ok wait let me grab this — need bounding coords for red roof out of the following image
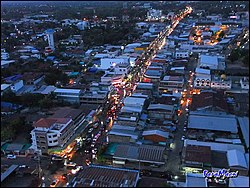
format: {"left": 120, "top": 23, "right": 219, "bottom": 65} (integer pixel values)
{"left": 190, "top": 91, "right": 228, "bottom": 112}
{"left": 33, "top": 118, "right": 71, "bottom": 128}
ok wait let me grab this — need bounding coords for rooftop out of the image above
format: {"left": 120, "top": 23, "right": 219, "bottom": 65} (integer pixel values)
{"left": 237, "top": 117, "right": 249, "bottom": 149}
{"left": 188, "top": 112, "right": 237, "bottom": 133}
{"left": 148, "top": 104, "right": 175, "bottom": 111}
{"left": 114, "top": 144, "right": 165, "bottom": 164}
{"left": 227, "top": 149, "right": 248, "bottom": 169}
{"left": 73, "top": 165, "right": 139, "bottom": 187}
{"left": 142, "top": 130, "right": 170, "bottom": 138}
{"left": 184, "top": 145, "right": 212, "bottom": 164}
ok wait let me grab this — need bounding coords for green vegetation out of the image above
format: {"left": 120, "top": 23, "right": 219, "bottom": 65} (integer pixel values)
{"left": 44, "top": 69, "right": 69, "bottom": 85}
{"left": 229, "top": 48, "right": 249, "bottom": 67}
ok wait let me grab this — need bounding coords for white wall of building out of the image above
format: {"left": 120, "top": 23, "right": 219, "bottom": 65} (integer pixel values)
{"left": 100, "top": 57, "right": 129, "bottom": 70}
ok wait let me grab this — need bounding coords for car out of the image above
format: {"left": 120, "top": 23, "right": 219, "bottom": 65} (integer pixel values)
{"left": 91, "top": 144, "right": 95, "bottom": 147}
{"left": 19, "top": 165, "right": 29, "bottom": 168}
{"left": 183, "top": 128, "right": 187, "bottom": 132}
{"left": 88, "top": 128, "right": 94, "bottom": 133}
{"left": 85, "top": 159, "right": 91, "bottom": 166}
{"left": 84, "top": 150, "right": 90, "bottom": 154}
{"left": 7, "top": 154, "right": 16, "bottom": 159}
{"left": 50, "top": 180, "right": 59, "bottom": 187}
{"left": 62, "top": 173, "right": 68, "bottom": 180}
{"left": 65, "top": 162, "right": 77, "bottom": 167}
{"left": 181, "top": 136, "right": 186, "bottom": 141}
{"left": 86, "top": 138, "right": 92, "bottom": 142}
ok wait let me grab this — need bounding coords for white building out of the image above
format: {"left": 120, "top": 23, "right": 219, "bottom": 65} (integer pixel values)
{"left": 100, "top": 57, "right": 130, "bottom": 70}
{"left": 76, "top": 21, "right": 88, "bottom": 30}
{"left": 174, "top": 49, "right": 189, "bottom": 59}
{"left": 30, "top": 117, "right": 74, "bottom": 153}
{"left": 45, "top": 29, "right": 55, "bottom": 50}
{"left": 211, "top": 75, "right": 232, "bottom": 90}
{"left": 194, "top": 68, "right": 211, "bottom": 89}
{"left": 198, "top": 54, "right": 225, "bottom": 70}
{"left": 240, "top": 77, "right": 249, "bottom": 90}
{"left": 147, "top": 9, "right": 162, "bottom": 21}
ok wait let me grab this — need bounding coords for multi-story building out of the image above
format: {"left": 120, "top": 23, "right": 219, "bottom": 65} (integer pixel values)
{"left": 80, "top": 91, "right": 108, "bottom": 105}
{"left": 31, "top": 118, "right": 74, "bottom": 154}
{"left": 194, "top": 68, "right": 211, "bottom": 89}
{"left": 31, "top": 108, "right": 86, "bottom": 154}
{"left": 210, "top": 75, "right": 232, "bottom": 90}
{"left": 54, "top": 88, "right": 82, "bottom": 104}
{"left": 147, "top": 9, "right": 162, "bottom": 21}
{"left": 159, "top": 75, "right": 184, "bottom": 94}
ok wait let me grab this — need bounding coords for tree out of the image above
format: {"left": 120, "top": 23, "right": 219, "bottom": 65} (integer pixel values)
{"left": 229, "top": 49, "right": 240, "bottom": 62}
{"left": 243, "top": 54, "right": 249, "bottom": 67}
{"left": 219, "top": 31, "right": 225, "bottom": 38}
{"left": 1, "top": 91, "right": 20, "bottom": 104}
{"left": 39, "top": 98, "right": 54, "bottom": 109}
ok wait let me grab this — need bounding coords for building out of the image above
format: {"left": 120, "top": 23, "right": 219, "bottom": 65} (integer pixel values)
{"left": 54, "top": 88, "right": 82, "bottom": 104}
{"left": 76, "top": 21, "right": 88, "bottom": 30}
{"left": 198, "top": 54, "right": 225, "bottom": 70}
{"left": 80, "top": 91, "right": 108, "bottom": 105}
{"left": 210, "top": 75, "right": 232, "bottom": 90}
{"left": 108, "top": 125, "right": 139, "bottom": 143}
{"left": 1, "top": 84, "right": 11, "bottom": 96}
{"left": 45, "top": 29, "right": 55, "bottom": 50}
{"left": 113, "top": 144, "right": 166, "bottom": 166}
{"left": 184, "top": 173, "right": 208, "bottom": 187}
{"left": 143, "top": 69, "right": 163, "bottom": 83}
{"left": 240, "top": 77, "right": 249, "bottom": 90}
{"left": 159, "top": 75, "right": 184, "bottom": 94}
{"left": 194, "top": 68, "right": 211, "bottom": 89}
{"left": 69, "top": 165, "right": 140, "bottom": 187}
{"left": 174, "top": 50, "right": 189, "bottom": 59}
{"left": 227, "top": 149, "right": 248, "bottom": 171}
{"left": 183, "top": 145, "right": 212, "bottom": 170}
{"left": 190, "top": 90, "right": 228, "bottom": 112}
{"left": 142, "top": 130, "right": 170, "bottom": 143}
{"left": 229, "top": 176, "right": 249, "bottom": 187}
{"left": 147, "top": 9, "right": 162, "bottom": 21}
{"left": 30, "top": 118, "right": 74, "bottom": 154}
{"left": 188, "top": 111, "right": 238, "bottom": 133}
{"left": 147, "top": 104, "right": 175, "bottom": 120}
{"left": 237, "top": 117, "right": 249, "bottom": 151}
{"left": 100, "top": 57, "right": 130, "bottom": 70}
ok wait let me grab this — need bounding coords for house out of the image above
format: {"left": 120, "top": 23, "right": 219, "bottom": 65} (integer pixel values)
{"left": 108, "top": 125, "right": 139, "bottom": 143}
{"left": 54, "top": 88, "right": 82, "bottom": 104}
{"left": 184, "top": 173, "right": 208, "bottom": 187}
{"left": 1, "top": 84, "right": 11, "bottom": 96}
{"left": 147, "top": 104, "right": 175, "bottom": 120}
{"left": 174, "top": 49, "right": 189, "bottom": 59}
{"left": 134, "top": 83, "right": 154, "bottom": 98}
{"left": 69, "top": 165, "right": 140, "bottom": 187}
{"left": 142, "top": 130, "right": 170, "bottom": 143}
{"left": 183, "top": 145, "right": 212, "bottom": 169}
{"left": 112, "top": 143, "right": 166, "bottom": 166}
{"left": 143, "top": 69, "right": 163, "bottom": 83}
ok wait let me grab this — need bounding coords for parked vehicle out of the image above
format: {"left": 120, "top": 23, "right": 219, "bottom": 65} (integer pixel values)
{"left": 7, "top": 154, "right": 16, "bottom": 159}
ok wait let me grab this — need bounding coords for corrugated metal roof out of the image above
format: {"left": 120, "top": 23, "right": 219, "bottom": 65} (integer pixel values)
{"left": 227, "top": 149, "right": 248, "bottom": 169}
